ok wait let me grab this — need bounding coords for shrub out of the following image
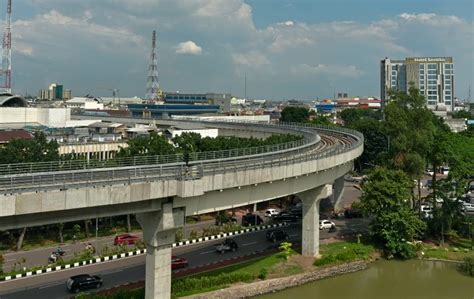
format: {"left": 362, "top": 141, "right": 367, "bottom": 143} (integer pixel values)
{"left": 459, "top": 255, "right": 474, "bottom": 277}
{"left": 258, "top": 268, "right": 268, "bottom": 280}
{"left": 279, "top": 242, "right": 292, "bottom": 260}
{"left": 172, "top": 272, "right": 255, "bottom": 295}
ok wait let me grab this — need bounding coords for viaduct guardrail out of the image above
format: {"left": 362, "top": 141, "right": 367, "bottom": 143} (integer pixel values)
{"left": 0, "top": 121, "right": 363, "bottom": 194}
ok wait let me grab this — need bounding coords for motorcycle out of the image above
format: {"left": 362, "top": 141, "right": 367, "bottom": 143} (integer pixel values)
{"left": 52, "top": 247, "right": 65, "bottom": 256}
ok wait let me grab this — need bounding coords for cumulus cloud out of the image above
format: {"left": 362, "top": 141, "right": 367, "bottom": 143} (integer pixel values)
{"left": 10, "top": 1, "right": 474, "bottom": 100}
{"left": 291, "top": 64, "right": 365, "bottom": 78}
{"left": 175, "top": 41, "right": 203, "bottom": 55}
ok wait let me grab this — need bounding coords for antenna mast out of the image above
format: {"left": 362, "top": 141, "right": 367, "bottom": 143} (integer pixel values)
{"left": 145, "top": 30, "right": 160, "bottom": 102}
{"left": 1, "top": 0, "right": 12, "bottom": 93}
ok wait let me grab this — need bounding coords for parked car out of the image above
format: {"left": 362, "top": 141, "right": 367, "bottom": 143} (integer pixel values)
{"left": 290, "top": 207, "right": 302, "bottom": 218}
{"left": 171, "top": 256, "right": 189, "bottom": 270}
{"left": 215, "top": 238, "right": 238, "bottom": 253}
{"left": 273, "top": 212, "right": 298, "bottom": 222}
{"left": 462, "top": 202, "right": 474, "bottom": 213}
{"left": 420, "top": 204, "right": 433, "bottom": 218}
{"left": 242, "top": 213, "right": 264, "bottom": 226}
{"left": 266, "top": 230, "right": 289, "bottom": 243}
{"left": 265, "top": 208, "right": 279, "bottom": 217}
{"left": 66, "top": 274, "right": 102, "bottom": 293}
{"left": 344, "top": 209, "right": 363, "bottom": 218}
{"left": 114, "top": 233, "right": 140, "bottom": 245}
{"left": 319, "top": 220, "right": 335, "bottom": 230}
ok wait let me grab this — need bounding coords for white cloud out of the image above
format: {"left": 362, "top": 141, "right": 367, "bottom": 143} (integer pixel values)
{"left": 232, "top": 51, "right": 270, "bottom": 67}
{"left": 398, "top": 13, "right": 463, "bottom": 26}
{"left": 278, "top": 20, "right": 294, "bottom": 26}
{"left": 291, "top": 64, "right": 365, "bottom": 79}
{"left": 175, "top": 41, "right": 203, "bottom": 55}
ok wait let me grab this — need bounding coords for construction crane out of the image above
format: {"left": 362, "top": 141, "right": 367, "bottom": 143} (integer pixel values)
{"left": 0, "top": 0, "right": 12, "bottom": 93}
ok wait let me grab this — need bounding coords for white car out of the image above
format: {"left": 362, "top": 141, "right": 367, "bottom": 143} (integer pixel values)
{"left": 420, "top": 205, "right": 433, "bottom": 218}
{"left": 319, "top": 220, "right": 335, "bottom": 230}
{"left": 265, "top": 208, "right": 279, "bottom": 218}
{"left": 463, "top": 202, "right": 474, "bottom": 213}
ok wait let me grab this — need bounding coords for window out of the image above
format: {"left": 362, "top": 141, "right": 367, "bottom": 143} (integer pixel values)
{"left": 428, "top": 75, "right": 437, "bottom": 79}
{"left": 428, "top": 85, "right": 437, "bottom": 90}
{"left": 445, "top": 64, "right": 452, "bottom": 69}
{"left": 428, "top": 95, "right": 437, "bottom": 100}
{"left": 445, "top": 96, "right": 451, "bottom": 100}
{"left": 445, "top": 85, "right": 451, "bottom": 90}
{"left": 420, "top": 75, "right": 425, "bottom": 80}
{"left": 419, "top": 64, "right": 425, "bottom": 70}
{"left": 444, "top": 70, "right": 451, "bottom": 75}
{"left": 445, "top": 90, "right": 451, "bottom": 95}
{"left": 428, "top": 80, "right": 437, "bottom": 84}
{"left": 445, "top": 101, "right": 451, "bottom": 105}
{"left": 392, "top": 71, "right": 397, "bottom": 75}
{"left": 428, "top": 64, "right": 437, "bottom": 70}
{"left": 428, "top": 101, "right": 436, "bottom": 105}
{"left": 428, "top": 91, "right": 437, "bottom": 95}
{"left": 428, "top": 70, "right": 437, "bottom": 74}
{"left": 419, "top": 70, "right": 425, "bottom": 75}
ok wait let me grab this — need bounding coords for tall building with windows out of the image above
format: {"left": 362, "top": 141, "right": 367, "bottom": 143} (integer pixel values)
{"left": 380, "top": 57, "right": 454, "bottom": 111}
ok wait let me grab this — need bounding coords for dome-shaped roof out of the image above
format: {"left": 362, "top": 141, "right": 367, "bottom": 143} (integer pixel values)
{"left": 0, "top": 93, "right": 27, "bottom": 107}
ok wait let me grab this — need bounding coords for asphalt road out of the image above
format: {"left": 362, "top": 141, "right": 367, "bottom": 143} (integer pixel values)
{"left": 1, "top": 220, "right": 216, "bottom": 272}
{"left": 0, "top": 219, "right": 368, "bottom": 299}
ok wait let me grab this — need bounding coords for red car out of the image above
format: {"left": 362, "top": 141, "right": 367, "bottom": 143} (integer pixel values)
{"left": 171, "top": 256, "right": 188, "bottom": 270}
{"left": 114, "top": 234, "right": 140, "bottom": 245}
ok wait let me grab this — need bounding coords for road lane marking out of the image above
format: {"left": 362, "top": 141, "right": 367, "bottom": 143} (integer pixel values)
{"left": 242, "top": 242, "right": 257, "bottom": 247}
{"left": 199, "top": 250, "right": 216, "bottom": 255}
{"left": 101, "top": 269, "right": 123, "bottom": 275}
{"left": 38, "top": 282, "right": 63, "bottom": 290}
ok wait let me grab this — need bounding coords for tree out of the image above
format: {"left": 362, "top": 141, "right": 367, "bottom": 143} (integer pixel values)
{"left": 0, "top": 132, "right": 60, "bottom": 164}
{"left": 451, "top": 110, "right": 471, "bottom": 119}
{"left": 349, "top": 118, "right": 388, "bottom": 171}
{"left": 358, "top": 167, "right": 426, "bottom": 258}
{"left": 116, "top": 132, "right": 176, "bottom": 158}
{"left": 280, "top": 107, "right": 309, "bottom": 123}
{"left": 339, "top": 108, "right": 382, "bottom": 126}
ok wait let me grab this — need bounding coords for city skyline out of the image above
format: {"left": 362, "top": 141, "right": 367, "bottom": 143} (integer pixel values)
{"left": 5, "top": 0, "right": 474, "bottom": 101}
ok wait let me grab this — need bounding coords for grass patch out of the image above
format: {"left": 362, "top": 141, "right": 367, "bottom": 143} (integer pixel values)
{"left": 314, "top": 241, "right": 375, "bottom": 267}
{"left": 422, "top": 245, "right": 472, "bottom": 261}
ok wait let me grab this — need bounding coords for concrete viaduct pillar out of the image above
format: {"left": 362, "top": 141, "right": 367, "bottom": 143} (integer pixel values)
{"left": 298, "top": 185, "right": 332, "bottom": 257}
{"left": 136, "top": 202, "right": 184, "bottom": 299}
{"left": 332, "top": 176, "right": 345, "bottom": 213}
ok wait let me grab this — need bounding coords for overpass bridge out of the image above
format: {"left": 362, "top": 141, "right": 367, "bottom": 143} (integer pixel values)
{"left": 0, "top": 119, "right": 363, "bottom": 299}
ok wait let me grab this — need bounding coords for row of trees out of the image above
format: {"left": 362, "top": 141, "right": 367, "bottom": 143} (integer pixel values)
{"left": 348, "top": 85, "right": 473, "bottom": 258}
{"left": 117, "top": 132, "right": 303, "bottom": 158}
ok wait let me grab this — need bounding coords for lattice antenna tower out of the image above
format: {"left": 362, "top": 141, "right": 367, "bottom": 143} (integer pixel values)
{"left": 145, "top": 30, "right": 160, "bottom": 102}
{"left": 0, "top": 0, "right": 12, "bottom": 93}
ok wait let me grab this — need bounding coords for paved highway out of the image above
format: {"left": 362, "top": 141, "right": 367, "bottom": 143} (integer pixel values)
{"left": 0, "top": 219, "right": 368, "bottom": 299}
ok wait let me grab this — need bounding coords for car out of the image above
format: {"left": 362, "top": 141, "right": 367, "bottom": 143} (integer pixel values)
{"left": 420, "top": 205, "right": 433, "bottom": 218}
{"left": 215, "top": 238, "right": 238, "bottom": 253}
{"left": 242, "top": 213, "right": 264, "bottom": 226}
{"left": 114, "top": 233, "right": 140, "bottom": 245}
{"left": 265, "top": 208, "right": 279, "bottom": 217}
{"left": 290, "top": 207, "right": 302, "bottom": 218}
{"left": 171, "top": 256, "right": 188, "bottom": 270}
{"left": 66, "top": 274, "right": 102, "bottom": 293}
{"left": 319, "top": 220, "right": 335, "bottom": 230}
{"left": 344, "top": 209, "right": 363, "bottom": 218}
{"left": 273, "top": 212, "right": 298, "bottom": 222}
{"left": 462, "top": 202, "right": 474, "bottom": 213}
{"left": 266, "top": 230, "right": 289, "bottom": 243}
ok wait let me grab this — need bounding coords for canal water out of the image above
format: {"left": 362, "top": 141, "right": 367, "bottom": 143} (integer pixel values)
{"left": 257, "top": 260, "right": 473, "bottom": 299}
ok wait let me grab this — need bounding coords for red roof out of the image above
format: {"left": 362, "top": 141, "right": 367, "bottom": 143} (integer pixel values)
{"left": 0, "top": 130, "right": 33, "bottom": 143}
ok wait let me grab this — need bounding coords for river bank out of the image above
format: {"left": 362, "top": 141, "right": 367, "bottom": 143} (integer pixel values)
{"left": 184, "top": 260, "right": 368, "bottom": 299}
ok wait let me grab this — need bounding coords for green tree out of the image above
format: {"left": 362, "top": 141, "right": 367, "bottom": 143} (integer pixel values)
{"left": 339, "top": 108, "right": 382, "bottom": 127}
{"left": 451, "top": 110, "right": 472, "bottom": 119}
{"left": 0, "top": 132, "right": 59, "bottom": 164}
{"left": 280, "top": 106, "right": 310, "bottom": 123}
{"left": 116, "top": 132, "right": 176, "bottom": 158}
{"left": 358, "top": 167, "right": 426, "bottom": 258}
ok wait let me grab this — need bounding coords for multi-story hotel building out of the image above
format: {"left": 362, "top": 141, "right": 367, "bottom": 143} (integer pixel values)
{"left": 381, "top": 57, "right": 454, "bottom": 111}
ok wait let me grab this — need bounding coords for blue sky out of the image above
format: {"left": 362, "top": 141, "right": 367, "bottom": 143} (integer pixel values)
{"left": 4, "top": 0, "right": 474, "bottom": 101}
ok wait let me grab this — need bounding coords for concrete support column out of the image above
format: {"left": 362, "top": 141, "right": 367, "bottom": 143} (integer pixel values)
{"left": 333, "top": 176, "right": 345, "bottom": 213}
{"left": 136, "top": 202, "right": 184, "bottom": 299}
{"left": 298, "top": 185, "right": 332, "bottom": 257}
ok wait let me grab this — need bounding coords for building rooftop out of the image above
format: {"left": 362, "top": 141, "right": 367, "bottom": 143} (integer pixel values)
{"left": 0, "top": 130, "right": 33, "bottom": 143}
